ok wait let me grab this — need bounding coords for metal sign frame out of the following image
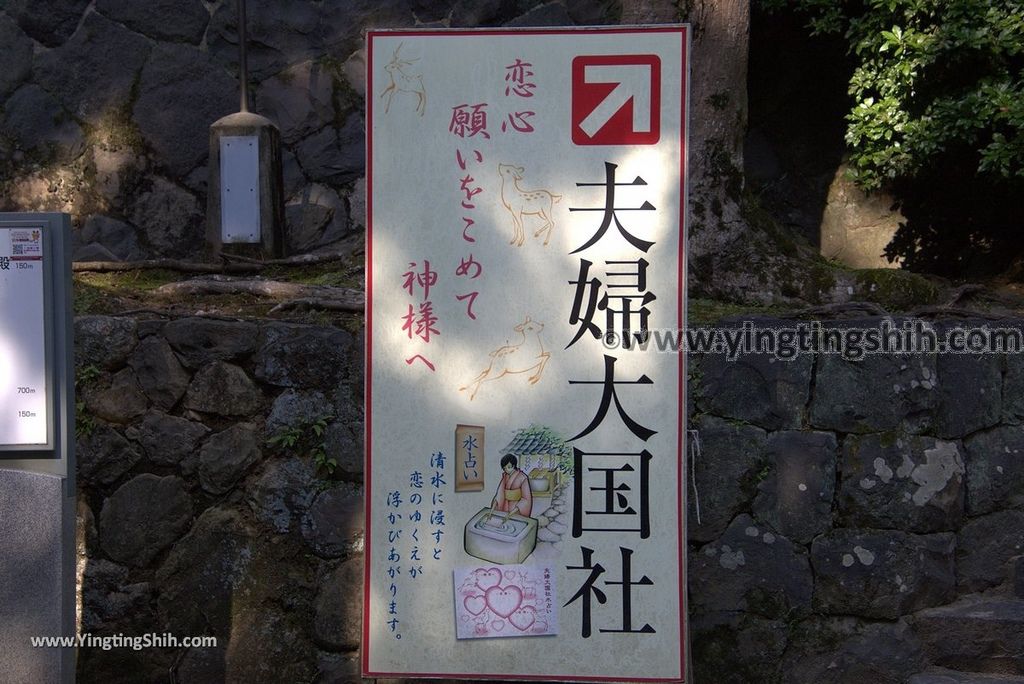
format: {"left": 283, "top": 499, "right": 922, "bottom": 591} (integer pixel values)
{"left": 0, "top": 217, "right": 57, "bottom": 452}
{"left": 0, "top": 213, "right": 74, "bottom": 488}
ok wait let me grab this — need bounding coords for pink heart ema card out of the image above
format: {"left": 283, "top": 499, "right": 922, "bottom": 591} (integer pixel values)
{"left": 454, "top": 564, "right": 559, "bottom": 639}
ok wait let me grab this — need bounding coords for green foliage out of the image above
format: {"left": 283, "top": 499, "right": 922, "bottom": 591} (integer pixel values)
{"left": 688, "top": 298, "right": 785, "bottom": 325}
{"left": 75, "top": 401, "right": 96, "bottom": 438}
{"left": 74, "top": 364, "right": 101, "bottom": 438}
{"left": 753, "top": 460, "right": 773, "bottom": 485}
{"left": 266, "top": 425, "right": 302, "bottom": 450}
{"left": 267, "top": 416, "right": 337, "bottom": 476}
{"left": 76, "top": 364, "right": 101, "bottom": 386}
{"left": 762, "top": 0, "right": 1024, "bottom": 190}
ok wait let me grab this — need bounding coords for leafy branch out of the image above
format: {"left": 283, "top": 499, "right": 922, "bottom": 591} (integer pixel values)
{"left": 74, "top": 364, "right": 101, "bottom": 438}
{"left": 266, "top": 416, "right": 337, "bottom": 475}
{"left": 763, "top": 0, "right": 1024, "bottom": 190}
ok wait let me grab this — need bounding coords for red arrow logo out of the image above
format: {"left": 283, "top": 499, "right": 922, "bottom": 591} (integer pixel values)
{"left": 572, "top": 55, "right": 661, "bottom": 146}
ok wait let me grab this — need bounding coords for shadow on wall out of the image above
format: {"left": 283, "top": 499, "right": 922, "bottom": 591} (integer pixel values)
{"left": 745, "top": 5, "right": 1024, "bottom": 281}
{"left": 0, "top": 0, "right": 617, "bottom": 264}
{"left": 743, "top": 5, "right": 851, "bottom": 252}
{"left": 885, "top": 163, "right": 1024, "bottom": 280}
{"left": 73, "top": 316, "right": 367, "bottom": 682}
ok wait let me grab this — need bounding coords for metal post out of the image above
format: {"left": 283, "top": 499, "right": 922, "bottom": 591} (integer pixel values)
{"left": 238, "top": 0, "right": 249, "bottom": 113}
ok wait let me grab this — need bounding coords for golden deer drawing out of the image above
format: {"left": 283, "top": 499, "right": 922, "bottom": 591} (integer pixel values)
{"left": 459, "top": 317, "right": 551, "bottom": 401}
{"left": 498, "top": 163, "right": 561, "bottom": 247}
{"left": 380, "top": 43, "right": 426, "bottom": 116}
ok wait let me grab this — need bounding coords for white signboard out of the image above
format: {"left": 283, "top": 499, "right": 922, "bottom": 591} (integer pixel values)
{"left": 0, "top": 226, "right": 50, "bottom": 447}
{"left": 366, "top": 26, "right": 689, "bottom": 682}
{"left": 220, "top": 135, "right": 261, "bottom": 243}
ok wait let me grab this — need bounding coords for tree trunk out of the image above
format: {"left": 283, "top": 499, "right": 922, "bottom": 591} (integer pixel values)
{"left": 621, "top": 0, "right": 844, "bottom": 305}
{"left": 623, "top": 0, "right": 749, "bottom": 196}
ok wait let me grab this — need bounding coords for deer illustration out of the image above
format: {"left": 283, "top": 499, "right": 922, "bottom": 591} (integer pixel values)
{"left": 498, "top": 163, "right": 561, "bottom": 247}
{"left": 459, "top": 317, "right": 551, "bottom": 401}
{"left": 380, "top": 43, "right": 426, "bottom": 116}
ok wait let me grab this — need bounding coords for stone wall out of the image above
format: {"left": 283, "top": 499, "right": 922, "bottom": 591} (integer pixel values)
{"left": 74, "top": 314, "right": 364, "bottom": 682}
{"left": 0, "top": 0, "right": 609, "bottom": 260}
{"left": 75, "top": 312, "right": 1024, "bottom": 682}
{"left": 689, "top": 317, "right": 1024, "bottom": 682}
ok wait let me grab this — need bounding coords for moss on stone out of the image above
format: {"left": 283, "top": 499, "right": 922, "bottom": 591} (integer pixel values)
{"left": 787, "top": 617, "right": 848, "bottom": 653}
{"left": 692, "top": 615, "right": 785, "bottom": 684}
{"left": 710, "top": 196, "right": 723, "bottom": 218}
{"left": 320, "top": 55, "right": 362, "bottom": 128}
{"left": 877, "top": 430, "right": 898, "bottom": 449}
{"left": 780, "top": 279, "right": 801, "bottom": 299}
{"left": 799, "top": 262, "right": 839, "bottom": 303}
{"left": 688, "top": 298, "right": 786, "bottom": 325}
{"left": 336, "top": 312, "right": 365, "bottom": 336}
{"left": 740, "top": 191, "right": 800, "bottom": 258}
{"left": 274, "top": 66, "right": 297, "bottom": 86}
{"left": 73, "top": 278, "right": 107, "bottom": 315}
{"left": 706, "top": 138, "right": 744, "bottom": 201}
{"left": 743, "top": 586, "right": 788, "bottom": 619}
{"left": 72, "top": 260, "right": 369, "bottom": 329}
{"left": 853, "top": 269, "right": 940, "bottom": 310}
{"left": 84, "top": 105, "right": 146, "bottom": 155}
{"left": 842, "top": 439, "right": 859, "bottom": 473}
{"left": 692, "top": 623, "right": 742, "bottom": 680}
{"left": 74, "top": 269, "right": 182, "bottom": 315}
{"left": 753, "top": 459, "right": 773, "bottom": 486}
{"left": 708, "top": 91, "right": 731, "bottom": 111}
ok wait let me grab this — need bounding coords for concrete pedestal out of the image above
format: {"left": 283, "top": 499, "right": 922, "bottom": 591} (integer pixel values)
{"left": 0, "top": 469, "right": 76, "bottom": 684}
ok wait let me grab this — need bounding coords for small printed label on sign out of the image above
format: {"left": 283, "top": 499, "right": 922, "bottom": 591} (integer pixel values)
{"left": 572, "top": 55, "right": 661, "bottom": 146}
{"left": 9, "top": 228, "right": 43, "bottom": 259}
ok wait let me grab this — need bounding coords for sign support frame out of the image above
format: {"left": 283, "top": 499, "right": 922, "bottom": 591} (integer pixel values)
{"left": 0, "top": 212, "right": 75, "bottom": 684}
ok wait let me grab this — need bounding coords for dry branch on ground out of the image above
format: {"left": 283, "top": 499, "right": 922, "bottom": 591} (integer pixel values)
{"left": 73, "top": 259, "right": 263, "bottom": 274}
{"left": 151, "top": 275, "right": 365, "bottom": 312}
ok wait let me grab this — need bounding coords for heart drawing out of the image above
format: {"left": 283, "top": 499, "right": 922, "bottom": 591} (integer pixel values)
{"left": 474, "top": 567, "right": 503, "bottom": 591}
{"left": 464, "top": 595, "right": 486, "bottom": 616}
{"left": 509, "top": 606, "right": 537, "bottom": 631}
{"left": 454, "top": 563, "right": 558, "bottom": 640}
{"left": 485, "top": 584, "right": 523, "bottom": 618}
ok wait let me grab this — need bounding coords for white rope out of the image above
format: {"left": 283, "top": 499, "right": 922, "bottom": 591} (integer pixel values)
{"left": 688, "top": 428, "right": 702, "bottom": 526}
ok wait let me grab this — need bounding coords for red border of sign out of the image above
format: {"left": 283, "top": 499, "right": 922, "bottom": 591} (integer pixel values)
{"left": 365, "top": 26, "right": 689, "bottom": 683}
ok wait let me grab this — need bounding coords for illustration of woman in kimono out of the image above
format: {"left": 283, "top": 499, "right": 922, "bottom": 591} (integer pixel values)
{"left": 484, "top": 453, "right": 533, "bottom": 522}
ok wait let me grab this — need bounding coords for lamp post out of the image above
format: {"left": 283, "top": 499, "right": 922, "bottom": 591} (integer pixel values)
{"left": 238, "top": 0, "right": 249, "bottom": 113}
{"left": 206, "top": 0, "right": 286, "bottom": 258}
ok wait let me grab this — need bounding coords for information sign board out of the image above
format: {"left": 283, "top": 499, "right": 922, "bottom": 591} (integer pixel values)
{"left": 0, "top": 225, "right": 51, "bottom": 448}
{"left": 366, "top": 26, "right": 689, "bottom": 682}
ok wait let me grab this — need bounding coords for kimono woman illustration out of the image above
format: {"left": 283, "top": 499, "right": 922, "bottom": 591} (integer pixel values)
{"left": 485, "top": 453, "right": 533, "bottom": 522}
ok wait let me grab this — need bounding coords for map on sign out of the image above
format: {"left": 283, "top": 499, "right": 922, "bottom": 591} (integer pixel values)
{"left": 0, "top": 226, "right": 50, "bottom": 447}
{"left": 366, "top": 26, "right": 688, "bottom": 683}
